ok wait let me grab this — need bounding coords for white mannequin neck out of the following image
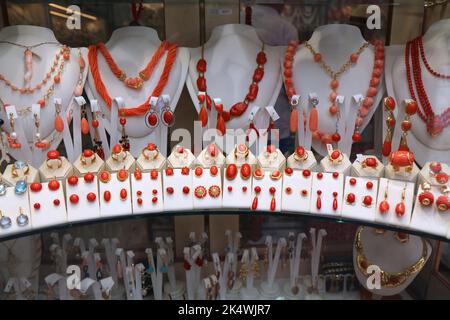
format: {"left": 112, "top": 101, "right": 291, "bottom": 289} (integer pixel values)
{"left": 106, "top": 26, "right": 161, "bottom": 46}
{"left": 423, "top": 18, "right": 450, "bottom": 43}
{"left": 0, "top": 25, "right": 59, "bottom": 44}
{"left": 308, "top": 24, "right": 366, "bottom": 48}
{"left": 207, "top": 24, "right": 262, "bottom": 45}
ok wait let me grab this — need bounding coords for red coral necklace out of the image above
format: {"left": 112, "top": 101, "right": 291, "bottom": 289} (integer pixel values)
{"left": 196, "top": 43, "right": 266, "bottom": 135}
{"left": 405, "top": 36, "right": 450, "bottom": 137}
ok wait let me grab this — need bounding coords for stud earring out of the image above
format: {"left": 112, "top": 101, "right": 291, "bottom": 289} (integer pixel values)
{"left": 436, "top": 186, "right": 450, "bottom": 212}
{"left": 0, "top": 210, "right": 12, "bottom": 229}
{"left": 418, "top": 183, "right": 434, "bottom": 207}
{"left": 395, "top": 232, "right": 409, "bottom": 244}
{"left": 362, "top": 195, "right": 373, "bottom": 208}
{"left": 382, "top": 96, "right": 396, "bottom": 157}
{"left": 316, "top": 190, "right": 322, "bottom": 210}
{"left": 395, "top": 184, "right": 407, "bottom": 217}
{"left": 269, "top": 187, "right": 276, "bottom": 211}
{"left": 346, "top": 193, "right": 356, "bottom": 205}
{"left": 252, "top": 186, "right": 261, "bottom": 210}
{"left": 16, "top": 207, "right": 29, "bottom": 227}
{"left": 332, "top": 192, "right": 338, "bottom": 211}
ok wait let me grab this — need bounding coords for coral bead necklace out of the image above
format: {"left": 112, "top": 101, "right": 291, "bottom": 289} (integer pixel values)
{"left": 88, "top": 41, "right": 178, "bottom": 117}
{"left": 284, "top": 39, "right": 385, "bottom": 144}
{"left": 196, "top": 43, "right": 267, "bottom": 135}
{"left": 94, "top": 41, "right": 170, "bottom": 90}
{"left": 405, "top": 36, "right": 450, "bottom": 137}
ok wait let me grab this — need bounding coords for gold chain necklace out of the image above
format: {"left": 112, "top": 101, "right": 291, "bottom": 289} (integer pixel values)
{"left": 355, "top": 227, "right": 428, "bottom": 288}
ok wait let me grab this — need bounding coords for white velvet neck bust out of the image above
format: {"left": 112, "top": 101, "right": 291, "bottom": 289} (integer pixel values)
{"left": 0, "top": 25, "right": 88, "bottom": 164}
{"left": 386, "top": 19, "right": 450, "bottom": 166}
{"left": 85, "top": 26, "right": 189, "bottom": 157}
{"left": 288, "top": 24, "right": 384, "bottom": 157}
{"left": 186, "top": 24, "right": 283, "bottom": 133}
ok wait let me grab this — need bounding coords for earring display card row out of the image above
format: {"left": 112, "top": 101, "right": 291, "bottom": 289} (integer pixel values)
{"left": 251, "top": 172, "right": 283, "bottom": 212}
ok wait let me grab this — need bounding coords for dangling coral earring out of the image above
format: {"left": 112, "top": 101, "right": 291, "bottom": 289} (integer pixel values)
{"left": 332, "top": 192, "right": 338, "bottom": 211}
{"left": 269, "top": 187, "right": 276, "bottom": 211}
{"left": 7, "top": 113, "right": 21, "bottom": 149}
{"left": 252, "top": 186, "right": 261, "bottom": 210}
{"left": 379, "top": 182, "right": 390, "bottom": 214}
{"left": 33, "top": 113, "right": 49, "bottom": 149}
{"left": 119, "top": 117, "right": 130, "bottom": 151}
{"left": 418, "top": 183, "right": 434, "bottom": 207}
{"left": 54, "top": 101, "right": 64, "bottom": 133}
{"left": 316, "top": 190, "right": 322, "bottom": 210}
{"left": 80, "top": 104, "right": 90, "bottom": 135}
{"left": 436, "top": 186, "right": 450, "bottom": 212}
{"left": 198, "top": 94, "right": 208, "bottom": 127}
{"left": 382, "top": 96, "right": 396, "bottom": 157}
{"left": 395, "top": 184, "right": 407, "bottom": 217}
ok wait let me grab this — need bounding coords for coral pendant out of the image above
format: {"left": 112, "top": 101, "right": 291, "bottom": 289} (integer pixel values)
{"left": 81, "top": 117, "right": 90, "bottom": 135}
{"left": 289, "top": 108, "right": 298, "bottom": 133}
{"left": 55, "top": 115, "right": 64, "bottom": 133}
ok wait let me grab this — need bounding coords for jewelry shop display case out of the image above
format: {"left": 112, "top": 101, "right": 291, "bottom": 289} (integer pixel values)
{"left": 0, "top": 0, "right": 449, "bottom": 301}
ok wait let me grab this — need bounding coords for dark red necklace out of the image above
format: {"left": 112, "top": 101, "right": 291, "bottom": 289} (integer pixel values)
{"left": 196, "top": 43, "right": 266, "bottom": 135}
{"left": 405, "top": 36, "right": 450, "bottom": 137}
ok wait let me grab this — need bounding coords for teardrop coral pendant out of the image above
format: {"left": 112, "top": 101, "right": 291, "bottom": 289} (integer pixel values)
{"left": 382, "top": 138, "right": 391, "bottom": 157}
{"left": 217, "top": 114, "right": 226, "bottom": 136}
{"left": 270, "top": 197, "right": 276, "bottom": 211}
{"left": 81, "top": 117, "right": 89, "bottom": 135}
{"left": 54, "top": 115, "right": 64, "bottom": 133}
{"left": 309, "top": 107, "right": 318, "bottom": 132}
{"left": 289, "top": 108, "right": 298, "bottom": 133}
{"left": 252, "top": 197, "right": 258, "bottom": 210}
{"left": 199, "top": 106, "right": 208, "bottom": 127}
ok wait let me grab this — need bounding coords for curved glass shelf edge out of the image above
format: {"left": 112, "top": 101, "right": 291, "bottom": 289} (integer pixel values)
{"left": 0, "top": 209, "right": 448, "bottom": 243}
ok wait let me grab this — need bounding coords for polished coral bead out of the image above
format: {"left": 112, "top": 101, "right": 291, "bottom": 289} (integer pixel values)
{"left": 242, "top": 186, "right": 247, "bottom": 192}
{"left": 379, "top": 200, "right": 390, "bottom": 214}
{"left": 103, "top": 191, "right": 111, "bottom": 202}
{"left": 196, "top": 58, "right": 207, "bottom": 73}
{"left": 349, "top": 178, "right": 357, "bottom": 185}
{"left": 68, "top": 176, "right": 79, "bottom": 186}
{"left": 269, "top": 187, "right": 276, "bottom": 194}
{"left": 210, "top": 166, "right": 218, "bottom": 176}
{"left": 150, "top": 170, "right": 158, "bottom": 180}
{"left": 332, "top": 133, "right": 341, "bottom": 142}
{"left": 87, "top": 192, "right": 96, "bottom": 202}
{"left": 352, "top": 132, "right": 362, "bottom": 142}
{"left": 363, "top": 195, "right": 373, "bottom": 207}
{"left": 152, "top": 197, "right": 158, "bottom": 204}
{"left": 152, "top": 189, "right": 158, "bottom": 195}
{"left": 395, "top": 202, "right": 405, "bottom": 217}
{"left": 163, "top": 111, "right": 174, "bottom": 125}
{"left": 34, "top": 203, "right": 41, "bottom": 210}
{"left": 317, "top": 172, "right": 323, "bottom": 179}
{"left": 84, "top": 172, "right": 95, "bottom": 183}
{"left": 165, "top": 168, "right": 174, "bottom": 176}
{"left": 226, "top": 164, "right": 238, "bottom": 180}
{"left": 183, "top": 186, "right": 190, "bottom": 194}
{"left": 69, "top": 194, "right": 79, "bottom": 204}
{"left": 47, "top": 150, "right": 60, "bottom": 160}
{"left": 333, "top": 172, "right": 339, "bottom": 178}
{"left": 254, "top": 186, "right": 261, "bottom": 193}
{"left": 253, "top": 67, "right": 264, "bottom": 82}
{"left": 137, "top": 198, "right": 143, "bottom": 205}
{"left": 346, "top": 193, "right": 356, "bottom": 204}
{"left": 302, "top": 170, "right": 311, "bottom": 178}
{"left": 195, "top": 167, "right": 203, "bottom": 177}
{"left": 166, "top": 187, "right": 174, "bottom": 194}
{"left": 197, "top": 76, "right": 206, "bottom": 91}
{"left": 48, "top": 180, "right": 60, "bottom": 191}
{"left": 252, "top": 197, "right": 258, "bottom": 210}
{"left": 119, "top": 117, "right": 126, "bottom": 126}
{"left": 436, "top": 172, "right": 449, "bottom": 184}
{"left": 285, "top": 167, "right": 293, "bottom": 175}
{"left": 53, "top": 199, "right": 60, "bottom": 206}
{"left": 120, "top": 188, "right": 127, "bottom": 200}
{"left": 429, "top": 162, "right": 442, "bottom": 174}
{"left": 384, "top": 96, "right": 396, "bottom": 111}
{"left": 92, "top": 119, "right": 99, "bottom": 128}
{"left": 30, "top": 182, "right": 42, "bottom": 192}
{"left": 228, "top": 186, "right": 233, "bottom": 192}
{"left": 256, "top": 51, "right": 267, "bottom": 65}
{"left": 134, "top": 169, "right": 142, "bottom": 180}
{"left": 405, "top": 100, "right": 418, "bottom": 115}
{"left": 366, "top": 181, "right": 373, "bottom": 189}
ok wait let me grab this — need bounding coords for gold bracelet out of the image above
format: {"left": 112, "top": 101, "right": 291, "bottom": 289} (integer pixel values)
{"left": 355, "top": 226, "right": 427, "bottom": 288}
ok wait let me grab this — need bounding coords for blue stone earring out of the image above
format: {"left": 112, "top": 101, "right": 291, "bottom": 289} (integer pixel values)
{"left": 0, "top": 211, "right": 12, "bottom": 229}
{"left": 14, "top": 179, "right": 27, "bottom": 195}
{"left": 16, "top": 207, "right": 29, "bottom": 227}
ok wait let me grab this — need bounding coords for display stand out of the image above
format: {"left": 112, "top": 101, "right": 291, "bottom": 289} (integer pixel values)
{"left": 353, "top": 226, "right": 432, "bottom": 296}
{"left": 162, "top": 168, "right": 194, "bottom": 212}
{"left": 281, "top": 168, "right": 313, "bottom": 213}
{"left": 306, "top": 228, "right": 327, "bottom": 300}
{"left": 192, "top": 166, "right": 223, "bottom": 210}
{"left": 130, "top": 167, "right": 164, "bottom": 214}
{"left": 167, "top": 145, "right": 196, "bottom": 169}
{"left": 374, "top": 178, "right": 415, "bottom": 228}
{"left": 39, "top": 151, "right": 73, "bottom": 183}
{"left": 240, "top": 248, "right": 260, "bottom": 300}
{"left": 0, "top": 186, "right": 31, "bottom": 237}
{"left": 385, "top": 19, "right": 450, "bottom": 166}
{"left": 2, "top": 161, "right": 39, "bottom": 187}
{"left": 196, "top": 144, "right": 225, "bottom": 168}
{"left": 105, "top": 145, "right": 135, "bottom": 172}
{"left": 225, "top": 144, "right": 258, "bottom": 168}
{"left": 418, "top": 162, "right": 450, "bottom": 188}
{"left": 251, "top": 168, "right": 283, "bottom": 212}
{"left": 257, "top": 146, "right": 286, "bottom": 171}
{"left": 223, "top": 230, "right": 242, "bottom": 299}
{"left": 66, "top": 174, "right": 101, "bottom": 222}
{"left": 286, "top": 24, "right": 384, "bottom": 156}
{"left": 385, "top": 162, "right": 420, "bottom": 183}
{"left": 341, "top": 176, "right": 379, "bottom": 223}
{"left": 283, "top": 233, "right": 307, "bottom": 300}
{"left": 159, "top": 237, "right": 185, "bottom": 300}
{"left": 186, "top": 24, "right": 283, "bottom": 154}
{"left": 73, "top": 149, "right": 105, "bottom": 176}
{"left": 410, "top": 184, "right": 450, "bottom": 238}
{"left": 320, "top": 148, "right": 352, "bottom": 175}
{"left": 309, "top": 172, "right": 344, "bottom": 217}
{"left": 0, "top": 26, "right": 88, "bottom": 165}
{"left": 29, "top": 180, "right": 67, "bottom": 228}
{"left": 286, "top": 148, "right": 317, "bottom": 170}
{"left": 98, "top": 171, "right": 132, "bottom": 218}
{"left": 259, "top": 237, "right": 286, "bottom": 299}
{"left": 136, "top": 144, "right": 166, "bottom": 171}
{"left": 351, "top": 155, "right": 385, "bottom": 178}
{"left": 222, "top": 163, "right": 253, "bottom": 210}
{"left": 85, "top": 26, "right": 189, "bottom": 157}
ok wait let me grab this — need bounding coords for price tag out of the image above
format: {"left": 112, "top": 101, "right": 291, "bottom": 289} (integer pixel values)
{"left": 20, "top": 278, "right": 31, "bottom": 288}
{"left": 100, "top": 277, "right": 115, "bottom": 292}
{"left": 4, "top": 278, "right": 15, "bottom": 293}
{"left": 290, "top": 95, "right": 300, "bottom": 106}
{"left": 326, "top": 143, "right": 334, "bottom": 155}
{"left": 4, "top": 105, "right": 18, "bottom": 119}
{"left": 90, "top": 100, "right": 99, "bottom": 112}
{"left": 356, "top": 153, "right": 364, "bottom": 163}
{"left": 31, "top": 104, "right": 41, "bottom": 116}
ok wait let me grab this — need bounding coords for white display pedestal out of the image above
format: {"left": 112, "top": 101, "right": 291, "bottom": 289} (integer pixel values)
{"left": 286, "top": 150, "right": 317, "bottom": 170}
{"left": 39, "top": 153, "right": 73, "bottom": 183}
{"left": 136, "top": 145, "right": 166, "bottom": 172}
{"left": 281, "top": 169, "right": 312, "bottom": 213}
{"left": 66, "top": 175, "right": 101, "bottom": 222}
{"left": 29, "top": 181, "right": 67, "bottom": 228}
{"left": 309, "top": 172, "right": 344, "bottom": 217}
{"left": 418, "top": 162, "right": 450, "bottom": 188}
{"left": 98, "top": 171, "right": 132, "bottom": 218}
{"left": 167, "top": 146, "right": 196, "bottom": 169}
{"left": 73, "top": 150, "right": 105, "bottom": 176}
{"left": 320, "top": 152, "right": 352, "bottom": 175}
{"left": 3, "top": 162, "right": 39, "bottom": 186}
{"left": 105, "top": 151, "right": 135, "bottom": 173}
{"left": 351, "top": 155, "right": 384, "bottom": 178}
{"left": 257, "top": 147, "right": 286, "bottom": 172}
{"left": 341, "top": 176, "right": 379, "bottom": 223}
{"left": 226, "top": 144, "right": 258, "bottom": 168}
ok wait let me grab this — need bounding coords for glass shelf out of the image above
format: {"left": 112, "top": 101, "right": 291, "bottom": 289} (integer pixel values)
{"left": 0, "top": 209, "right": 447, "bottom": 243}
